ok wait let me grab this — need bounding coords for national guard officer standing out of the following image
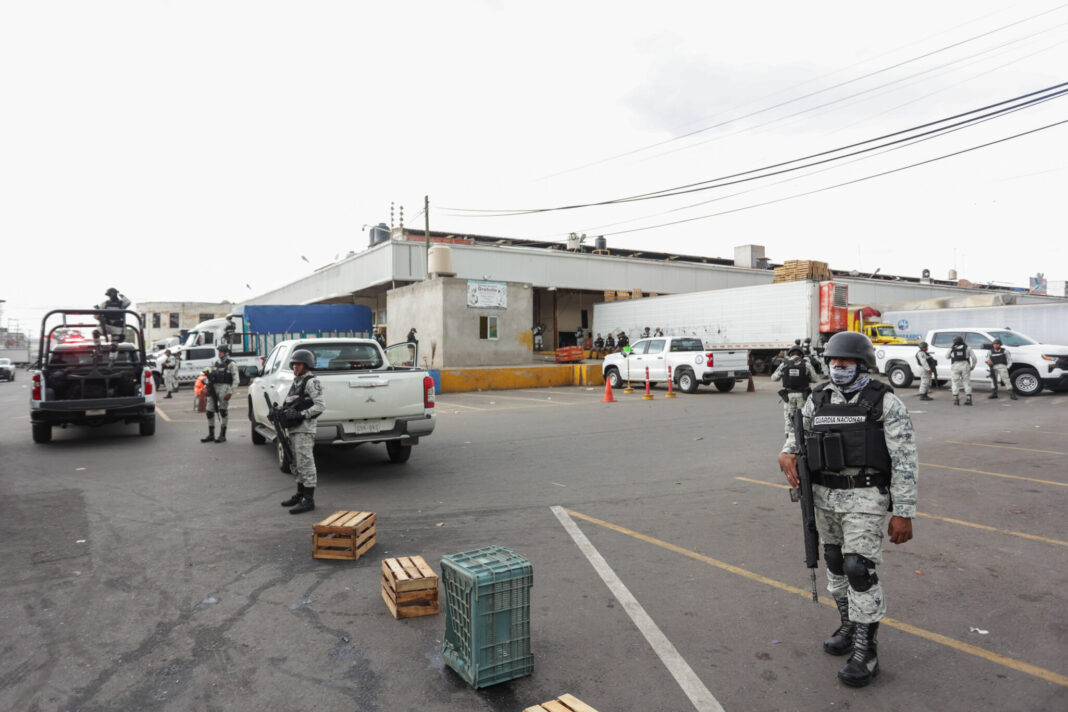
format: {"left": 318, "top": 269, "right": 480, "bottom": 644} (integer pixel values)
{"left": 96, "top": 288, "right": 131, "bottom": 343}
{"left": 201, "top": 344, "right": 240, "bottom": 443}
{"left": 223, "top": 316, "right": 237, "bottom": 345}
{"left": 987, "top": 338, "right": 1017, "bottom": 400}
{"left": 778, "top": 332, "right": 917, "bottom": 687}
{"left": 278, "top": 349, "right": 325, "bottom": 515}
{"left": 771, "top": 344, "right": 818, "bottom": 434}
{"left": 948, "top": 335, "right": 977, "bottom": 406}
{"left": 161, "top": 349, "right": 178, "bottom": 399}
{"left": 915, "top": 341, "right": 937, "bottom": 401}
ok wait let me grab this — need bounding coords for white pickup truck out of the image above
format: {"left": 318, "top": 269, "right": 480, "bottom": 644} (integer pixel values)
{"left": 247, "top": 338, "right": 435, "bottom": 464}
{"left": 601, "top": 336, "right": 750, "bottom": 393}
{"left": 150, "top": 344, "right": 263, "bottom": 387}
{"left": 875, "top": 327, "right": 1068, "bottom": 396}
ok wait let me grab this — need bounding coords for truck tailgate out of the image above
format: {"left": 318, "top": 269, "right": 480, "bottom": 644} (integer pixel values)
{"left": 318, "top": 370, "right": 427, "bottom": 421}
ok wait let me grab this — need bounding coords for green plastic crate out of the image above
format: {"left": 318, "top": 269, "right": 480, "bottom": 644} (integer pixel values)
{"left": 441, "top": 545, "right": 534, "bottom": 688}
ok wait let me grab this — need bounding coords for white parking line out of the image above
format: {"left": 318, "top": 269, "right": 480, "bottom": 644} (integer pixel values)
{"left": 551, "top": 505, "right": 725, "bottom": 712}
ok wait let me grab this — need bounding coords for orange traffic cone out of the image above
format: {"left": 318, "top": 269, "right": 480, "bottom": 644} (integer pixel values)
{"left": 602, "top": 379, "right": 617, "bottom": 403}
{"left": 747, "top": 373, "right": 756, "bottom": 393}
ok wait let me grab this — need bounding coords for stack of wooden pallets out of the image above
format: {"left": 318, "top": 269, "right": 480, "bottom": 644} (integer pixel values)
{"left": 773, "top": 259, "right": 833, "bottom": 283}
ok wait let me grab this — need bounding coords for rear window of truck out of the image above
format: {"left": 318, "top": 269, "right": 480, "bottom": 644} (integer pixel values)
{"left": 292, "top": 343, "right": 383, "bottom": 371}
{"left": 670, "top": 338, "right": 704, "bottom": 352}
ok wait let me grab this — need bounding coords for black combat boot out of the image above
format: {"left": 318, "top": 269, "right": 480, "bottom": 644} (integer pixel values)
{"left": 200, "top": 428, "right": 215, "bottom": 443}
{"left": 824, "top": 597, "right": 855, "bottom": 656}
{"left": 838, "top": 621, "right": 879, "bottom": 687}
{"left": 989, "top": 385, "right": 998, "bottom": 399}
{"left": 1010, "top": 391, "right": 1018, "bottom": 400}
{"left": 215, "top": 426, "right": 227, "bottom": 443}
{"left": 965, "top": 394, "right": 973, "bottom": 406}
{"left": 281, "top": 483, "right": 305, "bottom": 507}
{"left": 953, "top": 396, "right": 960, "bottom": 406}
{"left": 164, "top": 393, "right": 172, "bottom": 399}
{"left": 289, "top": 487, "right": 315, "bottom": 515}
{"left": 919, "top": 394, "right": 932, "bottom": 401}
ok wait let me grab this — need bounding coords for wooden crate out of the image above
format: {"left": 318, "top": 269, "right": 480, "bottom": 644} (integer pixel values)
{"left": 773, "top": 259, "right": 832, "bottom": 283}
{"left": 312, "top": 511, "right": 376, "bottom": 561}
{"left": 381, "top": 555, "right": 440, "bottom": 619}
{"left": 630, "top": 288, "right": 644, "bottom": 299}
{"left": 614, "top": 290, "right": 631, "bottom": 300}
{"left": 524, "top": 694, "right": 601, "bottom": 712}
{"left": 603, "top": 290, "right": 616, "bottom": 302}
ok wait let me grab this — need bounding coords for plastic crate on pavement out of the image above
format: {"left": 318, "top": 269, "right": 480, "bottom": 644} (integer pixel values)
{"left": 441, "top": 545, "right": 533, "bottom": 688}
{"left": 524, "top": 693, "right": 601, "bottom": 712}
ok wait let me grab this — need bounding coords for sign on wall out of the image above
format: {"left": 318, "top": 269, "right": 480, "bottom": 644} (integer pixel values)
{"left": 467, "top": 280, "right": 507, "bottom": 309}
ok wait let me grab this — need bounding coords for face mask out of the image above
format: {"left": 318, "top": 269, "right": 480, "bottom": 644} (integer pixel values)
{"left": 829, "top": 364, "right": 858, "bottom": 386}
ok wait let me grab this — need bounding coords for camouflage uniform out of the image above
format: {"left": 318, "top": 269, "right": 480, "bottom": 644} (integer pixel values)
{"left": 950, "top": 346, "right": 977, "bottom": 396}
{"left": 771, "top": 356, "right": 818, "bottom": 435}
{"left": 783, "top": 383, "right": 918, "bottom": 623}
{"left": 285, "top": 372, "right": 325, "bottom": 488}
{"left": 205, "top": 357, "right": 241, "bottom": 428}
{"left": 989, "top": 349, "right": 1012, "bottom": 388}
{"left": 915, "top": 349, "right": 935, "bottom": 396}
{"left": 162, "top": 354, "right": 178, "bottom": 396}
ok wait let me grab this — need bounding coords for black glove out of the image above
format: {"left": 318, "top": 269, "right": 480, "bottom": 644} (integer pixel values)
{"left": 282, "top": 408, "right": 303, "bottom": 427}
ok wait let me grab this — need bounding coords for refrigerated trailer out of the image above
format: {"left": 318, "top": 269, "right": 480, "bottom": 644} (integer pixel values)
{"left": 884, "top": 302, "right": 1068, "bottom": 345}
{"left": 592, "top": 281, "right": 850, "bottom": 373}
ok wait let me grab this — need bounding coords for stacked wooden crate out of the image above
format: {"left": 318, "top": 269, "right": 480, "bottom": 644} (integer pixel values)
{"left": 772, "top": 260, "right": 832, "bottom": 283}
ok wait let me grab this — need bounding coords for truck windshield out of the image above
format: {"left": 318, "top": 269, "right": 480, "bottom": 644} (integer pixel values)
{"left": 296, "top": 342, "right": 383, "bottom": 371}
{"left": 986, "top": 331, "right": 1036, "bottom": 347}
{"left": 0, "top": 359, "right": 10, "bottom": 366}
{"left": 875, "top": 326, "right": 896, "bottom": 337}
{"left": 669, "top": 338, "right": 705, "bottom": 352}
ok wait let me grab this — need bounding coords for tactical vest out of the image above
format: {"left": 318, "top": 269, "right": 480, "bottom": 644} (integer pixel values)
{"left": 211, "top": 358, "right": 234, "bottom": 384}
{"left": 989, "top": 350, "right": 1007, "bottom": 365}
{"left": 916, "top": 350, "right": 935, "bottom": 369}
{"left": 805, "top": 381, "right": 893, "bottom": 481}
{"left": 781, "top": 358, "right": 810, "bottom": 391}
{"left": 949, "top": 343, "right": 969, "bottom": 362}
{"left": 283, "top": 375, "right": 316, "bottom": 425}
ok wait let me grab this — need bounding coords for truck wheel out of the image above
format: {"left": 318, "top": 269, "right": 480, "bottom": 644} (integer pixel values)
{"left": 139, "top": 417, "right": 156, "bottom": 436}
{"left": 605, "top": 368, "right": 623, "bottom": 389}
{"left": 32, "top": 423, "right": 52, "bottom": 443}
{"left": 677, "top": 368, "right": 699, "bottom": 394}
{"left": 386, "top": 440, "right": 412, "bottom": 463}
{"left": 887, "top": 363, "right": 913, "bottom": 388}
{"left": 277, "top": 440, "right": 292, "bottom": 473}
{"left": 1011, "top": 367, "right": 1042, "bottom": 397}
{"left": 714, "top": 379, "right": 736, "bottom": 393}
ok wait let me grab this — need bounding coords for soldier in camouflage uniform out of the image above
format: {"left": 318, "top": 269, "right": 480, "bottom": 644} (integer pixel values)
{"left": 948, "top": 335, "right": 977, "bottom": 406}
{"left": 200, "top": 344, "right": 241, "bottom": 443}
{"left": 915, "top": 341, "right": 936, "bottom": 401}
{"left": 779, "top": 331, "right": 917, "bottom": 688}
{"left": 278, "top": 349, "right": 326, "bottom": 515}
{"left": 986, "top": 338, "right": 1017, "bottom": 400}
{"left": 771, "top": 344, "right": 818, "bottom": 434}
{"left": 161, "top": 349, "right": 178, "bottom": 399}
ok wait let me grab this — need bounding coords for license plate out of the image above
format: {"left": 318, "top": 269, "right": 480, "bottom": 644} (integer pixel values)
{"left": 85, "top": 409, "right": 106, "bottom": 416}
{"left": 726, "top": 371, "right": 734, "bottom": 378}
{"left": 355, "top": 422, "right": 381, "bottom": 434}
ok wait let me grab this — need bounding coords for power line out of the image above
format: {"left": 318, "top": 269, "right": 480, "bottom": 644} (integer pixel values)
{"left": 443, "top": 82, "right": 1068, "bottom": 215}
{"left": 537, "top": 2, "right": 1068, "bottom": 178}
{"left": 598, "top": 117, "right": 1068, "bottom": 237}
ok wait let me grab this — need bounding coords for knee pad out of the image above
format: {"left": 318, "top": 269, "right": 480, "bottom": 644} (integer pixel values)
{"left": 206, "top": 413, "right": 214, "bottom": 422}
{"left": 824, "top": 544, "right": 844, "bottom": 575}
{"left": 219, "top": 409, "right": 228, "bottom": 419}
{"left": 843, "top": 553, "right": 879, "bottom": 592}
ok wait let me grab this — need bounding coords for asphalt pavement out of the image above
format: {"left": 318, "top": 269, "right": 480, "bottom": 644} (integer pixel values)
{"left": 1, "top": 374, "right": 1065, "bottom": 711}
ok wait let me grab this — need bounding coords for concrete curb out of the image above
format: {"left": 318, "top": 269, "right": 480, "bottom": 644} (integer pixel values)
{"left": 439, "top": 363, "right": 604, "bottom": 393}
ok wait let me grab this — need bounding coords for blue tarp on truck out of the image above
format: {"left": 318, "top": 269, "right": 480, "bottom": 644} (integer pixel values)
{"left": 241, "top": 305, "right": 373, "bottom": 335}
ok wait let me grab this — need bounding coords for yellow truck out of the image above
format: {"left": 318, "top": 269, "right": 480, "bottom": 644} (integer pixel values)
{"left": 849, "top": 308, "right": 910, "bottom": 345}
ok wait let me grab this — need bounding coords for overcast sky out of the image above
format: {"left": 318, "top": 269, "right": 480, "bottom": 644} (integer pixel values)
{"left": 2, "top": 1, "right": 1066, "bottom": 336}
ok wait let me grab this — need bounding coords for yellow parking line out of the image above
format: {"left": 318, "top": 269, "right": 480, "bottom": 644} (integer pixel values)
{"left": 946, "top": 440, "right": 1067, "bottom": 456}
{"left": 564, "top": 507, "right": 1068, "bottom": 687}
{"left": 921, "top": 462, "right": 1067, "bottom": 487}
{"left": 155, "top": 407, "right": 172, "bottom": 422}
{"left": 734, "top": 477, "right": 1068, "bottom": 547}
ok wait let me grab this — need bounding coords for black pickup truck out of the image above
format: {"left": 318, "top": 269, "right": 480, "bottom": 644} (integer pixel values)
{"left": 29, "top": 309, "right": 156, "bottom": 443}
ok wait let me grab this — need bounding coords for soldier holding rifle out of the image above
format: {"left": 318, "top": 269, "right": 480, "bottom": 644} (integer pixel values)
{"left": 274, "top": 349, "right": 325, "bottom": 515}
{"left": 777, "top": 332, "right": 918, "bottom": 688}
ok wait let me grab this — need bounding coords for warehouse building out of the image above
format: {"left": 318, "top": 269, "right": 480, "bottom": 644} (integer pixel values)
{"left": 242, "top": 228, "right": 1064, "bottom": 369}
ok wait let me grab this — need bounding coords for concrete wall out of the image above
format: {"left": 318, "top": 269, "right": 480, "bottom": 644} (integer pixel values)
{"left": 386, "top": 279, "right": 445, "bottom": 369}
{"left": 441, "top": 278, "right": 533, "bottom": 366}
{"left": 136, "top": 301, "right": 234, "bottom": 345}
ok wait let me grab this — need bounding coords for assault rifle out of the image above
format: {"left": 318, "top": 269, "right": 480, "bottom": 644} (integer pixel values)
{"left": 789, "top": 408, "right": 820, "bottom": 603}
{"left": 264, "top": 392, "right": 295, "bottom": 470}
{"left": 923, "top": 354, "right": 940, "bottom": 389}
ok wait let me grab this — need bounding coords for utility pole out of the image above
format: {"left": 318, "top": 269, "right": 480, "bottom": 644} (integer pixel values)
{"left": 424, "top": 195, "right": 431, "bottom": 279}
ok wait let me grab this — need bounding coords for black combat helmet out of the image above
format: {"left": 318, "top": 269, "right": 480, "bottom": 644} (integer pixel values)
{"left": 216, "top": 344, "right": 230, "bottom": 354}
{"left": 919, "top": 341, "right": 929, "bottom": 349}
{"left": 105, "top": 287, "right": 119, "bottom": 297}
{"left": 992, "top": 338, "right": 1002, "bottom": 346}
{"left": 787, "top": 345, "right": 804, "bottom": 357}
{"left": 289, "top": 349, "right": 315, "bottom": 369}
{"left": 953, "top": 335, "right": 964, "bottom": 345}
{"left": 823, "top": 331, "right": 877, "bottom": 369}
